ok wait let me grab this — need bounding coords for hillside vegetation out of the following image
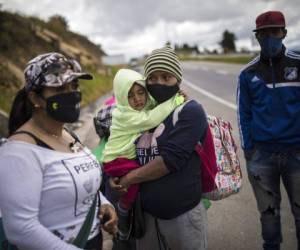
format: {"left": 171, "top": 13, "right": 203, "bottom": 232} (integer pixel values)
{"left": 0, "top": 10, "right": 115, "bottom": 113}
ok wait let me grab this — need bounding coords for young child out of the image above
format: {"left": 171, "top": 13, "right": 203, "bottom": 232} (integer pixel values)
{"left": 102, "top": 69, "right": 184, "bottom": 240}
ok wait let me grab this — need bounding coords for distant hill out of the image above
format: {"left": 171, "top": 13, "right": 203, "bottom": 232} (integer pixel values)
{"left": 0, "top": 9, "right": 114, "bottom": 114}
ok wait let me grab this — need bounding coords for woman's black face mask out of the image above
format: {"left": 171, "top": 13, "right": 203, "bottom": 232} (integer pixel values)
{"left": 41, "top": 91, "right": 82, "bottom": 123}
{"left": 146, "top": 83, "right": 179, "bottom": 103}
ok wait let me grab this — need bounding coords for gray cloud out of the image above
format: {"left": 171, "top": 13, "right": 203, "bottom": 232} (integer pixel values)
{"left": 79, "top": 0, "right": 300, "bottom": 37}
{"left": 2, "top": 0, "right": 300, "bottom": 58}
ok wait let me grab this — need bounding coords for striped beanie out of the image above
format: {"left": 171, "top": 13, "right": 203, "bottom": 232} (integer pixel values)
{"left": 144, "top": 45, "right": 182, "bottom": 83}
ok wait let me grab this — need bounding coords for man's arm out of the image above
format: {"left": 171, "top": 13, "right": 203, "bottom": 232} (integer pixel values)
{"left": 160, "top": 101, "right": 207, "bottom": 172}
{"left": 236, "top": 72, "right": 254, "bottom": 159}
{"left": 119, "top": 156, "right": 169, "bottom": 188}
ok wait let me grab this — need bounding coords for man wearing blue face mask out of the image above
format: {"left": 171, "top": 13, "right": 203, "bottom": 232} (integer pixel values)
{"left": 237, "top": 11, "right": 300, "bottom": 250}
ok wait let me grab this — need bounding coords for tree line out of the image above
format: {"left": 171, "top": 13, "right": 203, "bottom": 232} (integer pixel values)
{"left": 173, "top": 30, "right": 237, "bottom": 54}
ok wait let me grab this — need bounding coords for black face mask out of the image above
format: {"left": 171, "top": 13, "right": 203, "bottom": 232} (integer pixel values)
{"left": 146, "top": 83, "right": 179, "bottom": 104}
{"left": 42, "top": 91, "right": 82, "bottom": 123}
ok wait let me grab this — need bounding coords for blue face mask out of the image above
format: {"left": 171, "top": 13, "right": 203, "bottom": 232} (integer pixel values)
{"left": 258, "top": 37, "right": 283, "bottom": 58}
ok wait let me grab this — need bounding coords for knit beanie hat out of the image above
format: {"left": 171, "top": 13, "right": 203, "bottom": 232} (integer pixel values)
{"left": 144, "top": 45, "right": 182, "bottom": 83}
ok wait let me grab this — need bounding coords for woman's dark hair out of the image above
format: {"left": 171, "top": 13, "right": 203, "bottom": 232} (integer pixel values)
{"left": 8, "top": 88, "right": 42, "bottom": 135}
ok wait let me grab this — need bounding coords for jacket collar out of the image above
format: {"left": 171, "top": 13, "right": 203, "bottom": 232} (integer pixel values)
{"left": 260, "top": 45, "right": 286, "bottom": 63}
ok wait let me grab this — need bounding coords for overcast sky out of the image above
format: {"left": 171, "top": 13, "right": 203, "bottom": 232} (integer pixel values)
{"left": 2, "top": 0, "right": 300, "bottom": 60}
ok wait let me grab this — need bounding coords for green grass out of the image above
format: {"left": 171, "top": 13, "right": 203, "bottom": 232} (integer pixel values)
{"left": 179, "top": 55, "right": 257, "bottom": 64}
{"left": 0, "top": 62, "right": 21, "bottom": 114}
{"left": 80, "top": 68, "right": 114, "bottom": 107}
{"left": 0, "top": 86, "right": 16, "bottom": 114}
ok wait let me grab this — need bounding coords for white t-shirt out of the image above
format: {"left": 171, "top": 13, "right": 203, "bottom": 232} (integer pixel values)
{"left": 0, "top": 140, "right": 111, "bottom": 250}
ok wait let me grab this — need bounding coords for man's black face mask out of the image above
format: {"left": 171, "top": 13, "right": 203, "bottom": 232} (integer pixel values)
{"left": 146, "top": 83, "right": 179, "bottom": 104}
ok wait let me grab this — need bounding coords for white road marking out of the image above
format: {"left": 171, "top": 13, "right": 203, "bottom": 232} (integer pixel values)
{"left": 216, "top": 70, "right": 228, "bottom": 75}
{"left": 183, "top": 78, "right": 237, "bottom": 111}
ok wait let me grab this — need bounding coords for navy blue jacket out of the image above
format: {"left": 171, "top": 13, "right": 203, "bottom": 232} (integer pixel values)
{"left": 237, "top": 46, "right": 300, "bottom": 152}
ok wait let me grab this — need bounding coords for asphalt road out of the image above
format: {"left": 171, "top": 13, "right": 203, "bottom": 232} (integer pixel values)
{"left": 181, "top": 61, "right": 297, "bottom": 250}
{"left": 78, "top": 61, "right": 297, "bottom": 250}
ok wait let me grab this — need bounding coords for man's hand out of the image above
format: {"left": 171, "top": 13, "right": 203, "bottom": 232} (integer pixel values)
{"left": 119, "top": 174, "right": 131, "bottom": 189}
{"left": 99, "top": 204, "right": 118, "bottom": 235}
{"left": 109, "top": 177, "right": 128, "bottom": 194}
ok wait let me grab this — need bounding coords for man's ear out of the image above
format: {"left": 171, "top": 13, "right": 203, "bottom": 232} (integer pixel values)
{"left": 282, "top": 28, "right": 287, "bottom": 39}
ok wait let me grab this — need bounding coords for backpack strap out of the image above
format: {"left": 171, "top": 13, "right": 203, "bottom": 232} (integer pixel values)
{"left": 12, "top": 128, "right": 82, "bottom": 150}
{"left": 1, "top": 217, "right": 18, "bottom": 250}
{"left": 63, "top": 126, "right": 82, "bottom": 145}
{"left": 172, "top": 101, "right": 190, "bottom": 126}
{"left": 72, "top": 194, "right": 98, "bottom": 247}
{"left": 12, "top": 131, "right": 54, "bottom": 150}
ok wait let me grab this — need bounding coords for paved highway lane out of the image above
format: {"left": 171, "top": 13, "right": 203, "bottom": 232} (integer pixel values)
{"left": 183, "top": 61, "right": 242, "bottom": 105}
{"left": 181, "top": 61, "right": 297, "bottom": 250}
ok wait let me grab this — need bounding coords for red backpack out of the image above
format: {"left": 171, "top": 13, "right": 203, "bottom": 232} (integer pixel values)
{"left": 172, "top": 102, "right": 242, "bottom": 201}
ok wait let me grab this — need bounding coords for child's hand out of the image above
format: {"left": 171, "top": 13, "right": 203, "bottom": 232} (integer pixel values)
{"left": 178, "top": 89, "right": 188, "bottom": 101}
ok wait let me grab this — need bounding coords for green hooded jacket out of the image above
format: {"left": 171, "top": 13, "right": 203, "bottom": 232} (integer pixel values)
{"left": 102, "top": 69, "right": 184, "bottom": 162}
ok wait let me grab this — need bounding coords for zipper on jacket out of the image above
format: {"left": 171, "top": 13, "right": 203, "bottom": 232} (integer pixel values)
{"left": 269, "top": 58, "right": 275, "bottom": 88}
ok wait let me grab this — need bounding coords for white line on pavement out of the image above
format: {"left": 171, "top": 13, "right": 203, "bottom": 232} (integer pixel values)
{"left": 216, "top": 70, "right": 228, "bottom": 75}
{"left": 183, "top": 78, "right": 237, "bottom": 111}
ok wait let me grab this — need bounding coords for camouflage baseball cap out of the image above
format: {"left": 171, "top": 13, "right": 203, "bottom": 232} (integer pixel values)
{"left": 24, "top": 52, "right": 93, "bottom": 91}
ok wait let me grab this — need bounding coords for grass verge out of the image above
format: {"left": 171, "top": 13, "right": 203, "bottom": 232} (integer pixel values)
{"left": 80, "top": 67, "right": 115, "bottom": 107}
{"left": 0, "top": 86, "right": 16, "bottom": 115}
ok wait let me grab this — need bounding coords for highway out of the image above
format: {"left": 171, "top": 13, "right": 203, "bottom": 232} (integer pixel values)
{"left": 181, "top": 61, "right": 297, "bottom": 250}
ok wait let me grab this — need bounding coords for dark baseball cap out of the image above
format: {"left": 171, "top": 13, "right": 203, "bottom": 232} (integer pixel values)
{"left": 253, "top": 11, "right": 285, "bottom": 32}
{"left": 24, "top": 52, "right": 93, "bottom": 91}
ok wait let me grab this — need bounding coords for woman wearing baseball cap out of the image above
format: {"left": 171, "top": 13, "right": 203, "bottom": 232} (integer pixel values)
{"left": 0, "top": 52, "right": 117, "bottom": 249}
